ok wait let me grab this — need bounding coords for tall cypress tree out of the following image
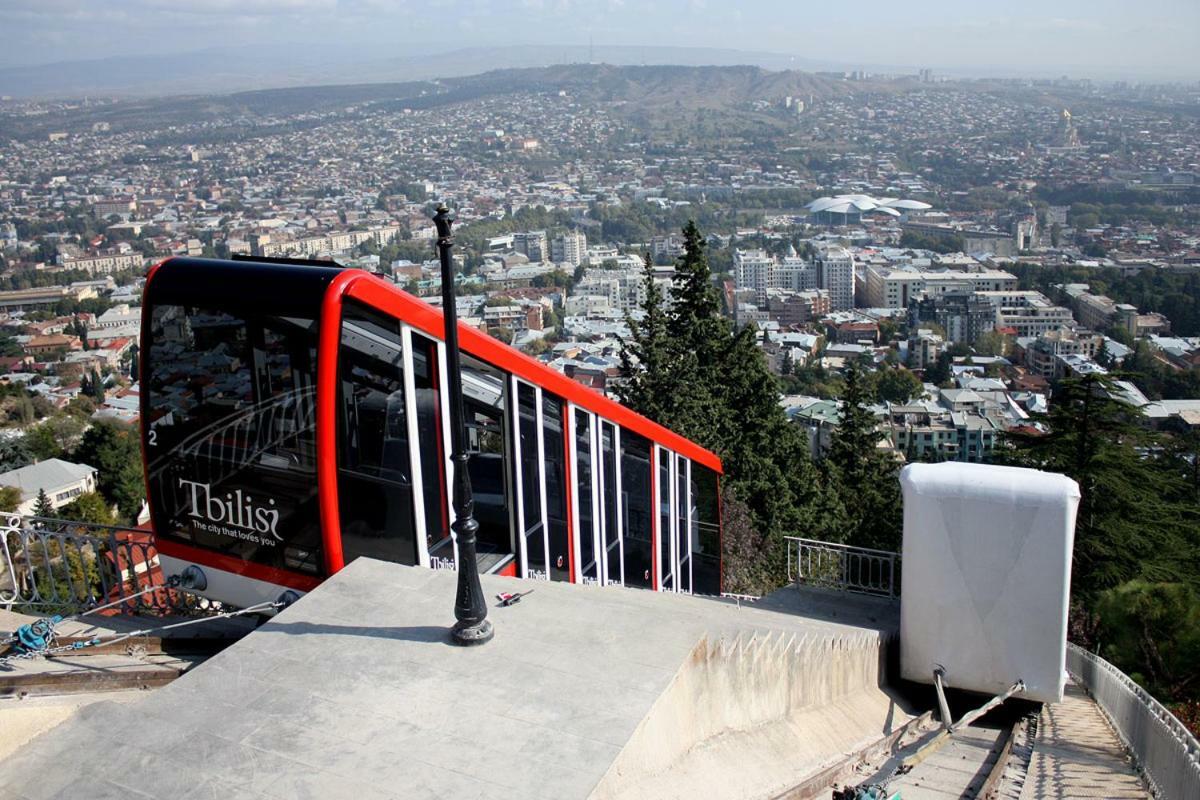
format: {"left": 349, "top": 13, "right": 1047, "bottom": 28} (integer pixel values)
{"left": 663, "top": 220, "right": 726, "bottom": 444}
{"left": 617, "top": 255, "right": 678, "bottom": 427}
{"left": 618, "top": 220, "right": 830, "bottom": 589}
{"left": 826, "top": 361, "right": 902, "bottom": 550}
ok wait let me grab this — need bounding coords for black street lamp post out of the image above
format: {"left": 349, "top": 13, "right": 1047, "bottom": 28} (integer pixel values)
{"left": 434, "top": 203, "right": 494, "bottom": 646}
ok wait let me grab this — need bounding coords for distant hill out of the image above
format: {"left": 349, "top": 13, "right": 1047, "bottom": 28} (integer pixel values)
{"left": 0, "top": 44, "right": 852, "bottom": 100}
{"left": 0, "top": 64, "right": 874, "bottom": 141}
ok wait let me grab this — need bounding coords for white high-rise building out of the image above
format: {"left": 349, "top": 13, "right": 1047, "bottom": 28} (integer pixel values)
{"left": 513, "top": 231, "right": 548, "bottom": 263}
{"left": 734, "top": 249, "right": 818, "bottom": 305}
{"left": 552, "top": 231, "right": 587, "bottom": 266}
{"left": 815, "top": 245, "right": 855, "bottom": 311}
{"left": 863, "top": 266, "right": 1018, "bottom": 309}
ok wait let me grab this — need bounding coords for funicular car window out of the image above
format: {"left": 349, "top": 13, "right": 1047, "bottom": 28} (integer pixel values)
{"left": 575, "top": 411, "right": 598, "bottom": 584}
{"left": 145, "top": 304, "right": 323, "bottom": 574}
{"left": 620, "top": 431, "right": 653, "bottom": 588}
{"left": 336, "top": 302, "right": 419, "bottom": 567}
{"left": 517, "top": 382, "right": 546, "bottom": 578}
{"left": 658, "top": 449, "right": 673, "bottom": 590}
{"left": 542, "top": 395, "right": 571, "bottom": 582}
{"left": 411, "top": 333, "right": 447, "bottom": 555}
{"left": 691, "top": 465, "right": 722, "bottom": 595}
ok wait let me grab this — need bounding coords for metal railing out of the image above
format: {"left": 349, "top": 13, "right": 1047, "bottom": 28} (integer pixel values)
{"left": 1067, "top": 642, "right": 1200, "bottom": 800}
{"left": 786, "top": 536, "right": 900, "bottom": 598}
{"left": 1, "top": 514, "right": 186, "bottom": 617}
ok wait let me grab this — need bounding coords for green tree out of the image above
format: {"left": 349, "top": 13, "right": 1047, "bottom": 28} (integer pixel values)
{"left": 974, "top": 331, "right": 1009, "bottom": 357}
{"left": 0, "top": 436, "right": 33, "bottom": 472}
{"left": 0, "top": 485, "right": 22, "bottom": 511}
{"left": 1096, "top": 581, "right": 1200, "bottom": 704}
{"left": 60, "top": 492, "right": 117, "bottom": 525}
{"left": 874, "top": 367, "right": 924, "bottom": 404}
{"left": 90, "top": 369, "right": 106, "bottom": 404}
{"left": 1002, "top": 374, "right": 1200, "bottom": 604}
{"left": 617, "top": 255, "right": 679, "bottom": 425}
{"left": 924, "top": 351, "right": 953, "bottom": 385}
{"left": 72, "top": 420, "right": 144, "bottom": 522}
{"left": 23, "top": 416, "right": 86, "bottom": 461}
{"left": 826, "top": 362, "right": 902, "bottom": 551}
{"left": 661, "top": 220, "right": 725, "bottom": 443}
{"left": 618, "top": 222, "right": 828, "bottom": 589}
{"left": 34, "top": 488, "right": 54, "bottom": 518}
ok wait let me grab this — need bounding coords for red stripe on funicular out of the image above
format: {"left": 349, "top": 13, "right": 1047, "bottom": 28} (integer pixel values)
{"left": 154, "top": 537, "right": 321, "bottom": 592}
{"left": 316, "top": 270, "right": 356, "bottom": 575}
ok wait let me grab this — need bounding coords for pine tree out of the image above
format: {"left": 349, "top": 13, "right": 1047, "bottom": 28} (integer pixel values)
{"left": 826, "top": 362, "right": 902, "bottom": 551}
{"left": 617, "top": 221, "right": 835, "bottom": 589}
{"left": 90, "top": 369, "right": 105, "bottom": 404}
{"left": 1003, "top": 373, "right": 1200, "bottom": 604}
{"left": 780, "top": 349, "right": 794, "bottom": 376}
{"left": 662, "top": 220, "right": 726, "bottom": 445}
{"left": 34, "top": 488, "right": 54, "bottom": 519}
{"left": 617, "top": 255, "right": 679, "bottom": 427}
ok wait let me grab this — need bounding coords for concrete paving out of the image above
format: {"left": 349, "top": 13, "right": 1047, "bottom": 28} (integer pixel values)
{"left": 0, "top": 691, "right": 146, "bottom": 763}
{"left": 0, "top": 558, "right": 909, "bottom": 800}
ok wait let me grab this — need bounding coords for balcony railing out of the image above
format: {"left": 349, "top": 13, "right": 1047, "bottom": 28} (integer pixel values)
{"left": 1, "top": 514, "right": 186, "bottom": 617}
{"left": 786, "top": 536, "right": 900, "bottom": 598}
{"left": 1067, "top": 643, "right": 1200, "bottom": 800}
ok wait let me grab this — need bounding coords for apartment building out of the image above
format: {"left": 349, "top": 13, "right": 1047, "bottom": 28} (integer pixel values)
{"left": 512, "top": 231, "right": 549, "bottom": 263}
{"left": 973, "top": 291, "right": 1075, "bottom": 337}
{"left": 551, "top": 232, "right": 587, "bottom": 266}
{"left": 815, "top": 244, "right": 855, "bottom": 311}
{"left": 734, "top": 249, "right": 818, "bottom": 305}
{"left": 863, "top": 266, "right": 1017, "bottom": 309}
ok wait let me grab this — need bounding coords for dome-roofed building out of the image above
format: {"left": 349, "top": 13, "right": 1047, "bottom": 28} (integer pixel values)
{"left": 806, "top": 194, "right": 932, "bottom": 225}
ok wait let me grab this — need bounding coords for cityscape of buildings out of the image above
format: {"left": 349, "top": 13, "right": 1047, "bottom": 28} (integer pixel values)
{"left": 0, "top": 64, "right": 1197, "bottom": 506}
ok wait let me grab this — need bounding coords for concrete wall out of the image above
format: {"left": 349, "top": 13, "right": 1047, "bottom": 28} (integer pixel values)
{"left": 591, "top": 629, "right": 907, "bottom": 800}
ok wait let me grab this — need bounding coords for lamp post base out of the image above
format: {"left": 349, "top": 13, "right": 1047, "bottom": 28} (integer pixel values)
{"left": 450, "top": 618, "right": 494, "bottom": 647}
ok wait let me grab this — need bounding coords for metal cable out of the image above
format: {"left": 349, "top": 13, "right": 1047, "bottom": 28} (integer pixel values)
{"left": 0, "top": 600, "right": 281, "bottom": 667}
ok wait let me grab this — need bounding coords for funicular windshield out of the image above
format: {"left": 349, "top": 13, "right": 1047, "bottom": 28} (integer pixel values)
{"left": 144, "top": 303, "right": 324, "bottom": 575}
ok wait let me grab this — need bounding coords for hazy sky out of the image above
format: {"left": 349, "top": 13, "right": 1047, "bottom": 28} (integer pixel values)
{"left": 2, "top": 0, "right": 1198, "bottom": 81}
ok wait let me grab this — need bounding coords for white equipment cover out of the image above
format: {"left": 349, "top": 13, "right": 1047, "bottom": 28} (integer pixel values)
{"left": 899, "top": 462, "right": 1080, "bottom": 704}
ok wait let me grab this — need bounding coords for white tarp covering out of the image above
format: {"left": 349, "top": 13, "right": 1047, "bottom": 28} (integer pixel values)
{"left": 899, "top": 462, "right": 1080, "bottom": 704}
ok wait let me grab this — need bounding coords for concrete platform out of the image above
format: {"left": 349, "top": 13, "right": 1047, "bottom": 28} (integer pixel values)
{"left": 0, "top": 558, "right": 911, "bottom": 800}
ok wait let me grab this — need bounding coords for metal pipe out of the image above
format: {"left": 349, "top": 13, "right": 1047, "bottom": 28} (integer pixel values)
{"left": 934, "top": 667, "right": 954, "bottom": 730}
